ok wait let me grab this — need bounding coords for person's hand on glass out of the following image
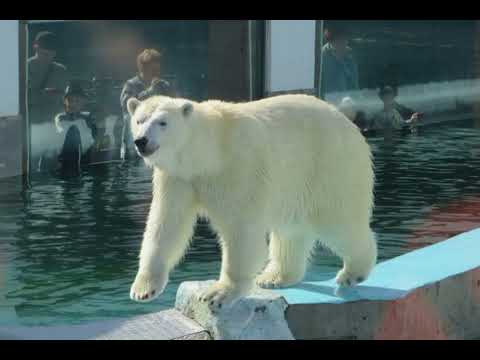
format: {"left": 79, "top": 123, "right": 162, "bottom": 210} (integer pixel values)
{"left": 406, "top": 112, "right": 422, "bottom": 124}
{"left": 150, "top": 77, "right": 162, "bottom": 90}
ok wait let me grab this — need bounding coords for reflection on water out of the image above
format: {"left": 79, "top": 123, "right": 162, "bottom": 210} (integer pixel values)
{"left": 2, "top": 121, "right": 480, "bottom": 326}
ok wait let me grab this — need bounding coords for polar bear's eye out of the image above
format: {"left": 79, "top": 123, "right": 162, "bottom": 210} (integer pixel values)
{"left": 159, "top": 121, "right": 167, "bottom": 127}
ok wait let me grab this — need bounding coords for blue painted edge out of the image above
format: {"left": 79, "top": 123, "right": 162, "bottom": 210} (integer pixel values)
{"left": 273, "top": 227, "right": 480, "bottom": 305}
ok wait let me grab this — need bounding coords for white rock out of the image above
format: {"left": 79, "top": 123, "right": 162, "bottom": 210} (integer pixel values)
{"left": 175, "top": 281, "right": 294, "bottom": 340}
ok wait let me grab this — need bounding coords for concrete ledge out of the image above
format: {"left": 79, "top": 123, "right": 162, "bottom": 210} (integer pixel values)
{"left": 285, "top": 268, "right": 480, "bottom": 339}
{"left": 175, "top": 281, "right": 294, "bottom": 340}
{"left": 177, "top": 228, "right": 480, "bottom": 340}
{"left": 0, "top": 309, "right": 211, "bottom": 340}
{"left": 271, "top": 227, "right": 480, "bottom": 339}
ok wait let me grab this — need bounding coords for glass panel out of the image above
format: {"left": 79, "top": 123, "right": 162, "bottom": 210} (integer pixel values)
{"left": 320, "top": 20, "right": 480, "bottom": 258}
{"left": 1, "top": 19, "right": 216, "bottom": 327}
{"left": 26, "top": 20, "right": 209, "bottom": 174}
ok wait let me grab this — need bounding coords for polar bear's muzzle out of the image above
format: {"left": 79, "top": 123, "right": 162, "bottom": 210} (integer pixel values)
{"left": 134, "top": 136, "right": 158, "bottom": 157}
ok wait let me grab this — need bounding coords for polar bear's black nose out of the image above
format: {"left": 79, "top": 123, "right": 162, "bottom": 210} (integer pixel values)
{"left": 134, "top": 137, "right": 149, "bottom": 153}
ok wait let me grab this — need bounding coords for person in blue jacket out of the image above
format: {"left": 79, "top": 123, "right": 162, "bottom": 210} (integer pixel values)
{"left": 321, "top": 24, "right": 360, "bottom": 104}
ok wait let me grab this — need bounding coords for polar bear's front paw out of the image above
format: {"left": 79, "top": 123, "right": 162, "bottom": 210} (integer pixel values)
{"left": 198, "top": 282, "right": 247, "bottom": 312}
{"left": 130, "top": 272, "right": 168, "bottom": 303}
{"left": 335, "top": 268, "right": 368, "bottom": 287}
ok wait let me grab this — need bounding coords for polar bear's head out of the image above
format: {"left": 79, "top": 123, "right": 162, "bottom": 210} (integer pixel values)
{"left": 127, "top": 96, "right": 195, "bottom": 169}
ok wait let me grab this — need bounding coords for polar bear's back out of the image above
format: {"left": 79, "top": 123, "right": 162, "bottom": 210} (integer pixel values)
{"left": 219, "top": 94, "right": 361, "bottom": 141}
{"left": 205, "top": 94, "right": 374, "bottom": 224}
{"left": 215, "top": 94, "right": 370, "bottom": 167}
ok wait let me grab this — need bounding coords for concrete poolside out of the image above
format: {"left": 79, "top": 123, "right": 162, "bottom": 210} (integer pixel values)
{"left": 1, "top": 227, "right": 480, "bottom": 340}
{"left": 0, "top": 309, "right": 210, "bottom": 340}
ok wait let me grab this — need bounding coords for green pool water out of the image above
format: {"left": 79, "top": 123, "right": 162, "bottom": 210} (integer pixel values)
{"left": 2, "top": 120, "right": 480, "bottom": 326}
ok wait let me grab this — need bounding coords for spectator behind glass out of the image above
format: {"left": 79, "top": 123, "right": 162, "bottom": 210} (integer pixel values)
{"left": 53, "top": 83, "right": 98, "bottom": 173}
{"left": 379, "top": 63, "right": 416, "bottom": 119}
{"left": 120, "top": 49, "right": 177, "bottom": 159}
{"left": 28, "top": 31, "right": 69, "bottom": 125}
{"left": 55, "top": 82, "right": 97, "bottom": 148}
{"left": 321, "top": 24, "right": 359, "bottom": 104}
{"left": 31, "top": 83, "right": 97, "bottom": 173}
{"left": 371, "top": 86, "right": 420, "bottom": 132}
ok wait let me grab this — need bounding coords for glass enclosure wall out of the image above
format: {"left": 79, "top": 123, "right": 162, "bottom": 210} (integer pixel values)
{"left": 26, "top": 20, "right": 209, "bottom": 173}
{"left": 320, "top": 20, "right": 480, "bottom": 126}
{"left": 319, "top": 20, "right": 480, "bottom": 252}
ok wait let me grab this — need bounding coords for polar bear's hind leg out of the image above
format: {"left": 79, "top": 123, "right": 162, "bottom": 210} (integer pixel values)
{"left": 256, "top": 227, "right": 314, "bottom": 289}
{"left": 325, "top": 225, "right": 377, "bottom": 287}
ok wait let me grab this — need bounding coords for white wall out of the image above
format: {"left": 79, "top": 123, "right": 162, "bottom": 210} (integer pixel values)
{"left": 0, "top": 20, "right": 19, "bottom": 117}
{"left": 266, "top": 20, "right": 316, "bottom": 92}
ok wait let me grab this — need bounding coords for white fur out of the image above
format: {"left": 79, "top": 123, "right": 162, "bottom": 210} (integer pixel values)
{"left": 128, "top": 94, "right": 377, "bottom": 310}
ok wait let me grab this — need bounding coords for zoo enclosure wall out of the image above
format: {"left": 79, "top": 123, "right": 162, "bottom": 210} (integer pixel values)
{"left": 2, "top": 20, "right": 480, "bottom": 181}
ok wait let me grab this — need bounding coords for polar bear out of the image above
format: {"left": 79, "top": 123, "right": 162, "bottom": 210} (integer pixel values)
{"left": 127, "top": 94, "right": 376, "bottom": 310}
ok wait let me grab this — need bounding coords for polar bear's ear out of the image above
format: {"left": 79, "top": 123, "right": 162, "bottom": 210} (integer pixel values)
{"left": 127, "top": 98, "right": 141, "bottom": 117}
{"left": 181, "top": 102, "right": 193, "bottom": 118}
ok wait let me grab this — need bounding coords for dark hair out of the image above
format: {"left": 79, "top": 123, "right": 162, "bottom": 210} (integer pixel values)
{"left": 379, "top": 63, "right": 400, "bottom": 96}
{"left": 64, "top": 82, "right": 87, "bottom": 100}
{"left": 34, "top": 31, "right": 58, "bottom": 51}
{"left": 137, "top": 49, "right": 162, "bottom": 73}
{"left": 378, "top": 86, "right": 396, "bottom": 98}
{"left": 324, "top": 23, "right": 351, "bottom": 42}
